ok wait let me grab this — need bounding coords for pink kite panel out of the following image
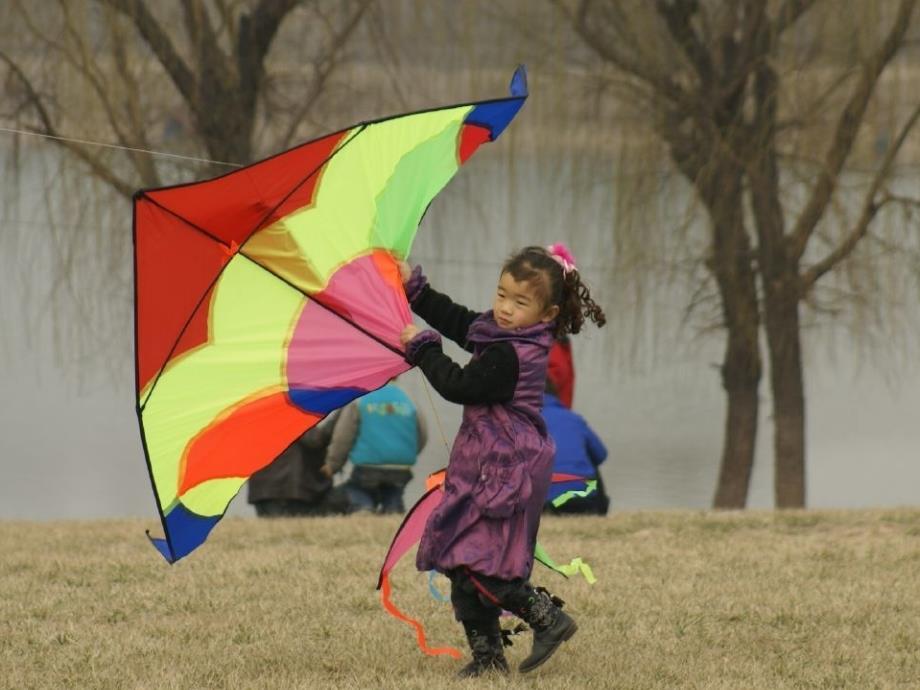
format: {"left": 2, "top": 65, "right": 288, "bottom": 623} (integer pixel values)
{"left": 286, "top": 299, "right": 408, "bottom": 392}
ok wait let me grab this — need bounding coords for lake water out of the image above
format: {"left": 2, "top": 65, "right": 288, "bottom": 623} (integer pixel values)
{"left": 1, "top": 143, "right": 918, "bottom": 524}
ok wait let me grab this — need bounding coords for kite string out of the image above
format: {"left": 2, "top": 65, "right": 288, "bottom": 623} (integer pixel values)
{"left": 0, "top": 125, "right": 242, "bottom": 168}
{"left": 417, "top": 370, "right": 451, "bottom": 456}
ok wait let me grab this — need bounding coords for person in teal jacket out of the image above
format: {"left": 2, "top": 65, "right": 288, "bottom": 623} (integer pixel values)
{"left": 321, "top": 381, "right": 427, "bottom": 514}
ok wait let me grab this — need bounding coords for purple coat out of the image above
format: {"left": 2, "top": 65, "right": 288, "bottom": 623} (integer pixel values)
{"left": 405, "top": 272, "right": 556, "bottom": 580}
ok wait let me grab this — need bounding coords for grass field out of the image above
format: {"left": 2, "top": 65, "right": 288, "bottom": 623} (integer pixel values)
{"left": 2, "top": 509, "right": 919, "bottom": 689}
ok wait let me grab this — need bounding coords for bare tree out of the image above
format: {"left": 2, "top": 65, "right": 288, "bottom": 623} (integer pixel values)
{"left": 556, "top": 0, "right": 920, "bottom": 507}
{"left": 0, "top": 0, "right": 373, "bottom": 373}
{"left": 1, "top": 0, "right": 373, "bottom": 191}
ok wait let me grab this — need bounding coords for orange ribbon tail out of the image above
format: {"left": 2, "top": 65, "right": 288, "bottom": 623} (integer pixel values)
{"left": 379, "top": 572, "right": 463, "bottom": 659}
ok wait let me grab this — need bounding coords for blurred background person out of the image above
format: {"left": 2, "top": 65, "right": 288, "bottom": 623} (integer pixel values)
{"left": 547, "top": 336, "right": 575, "bottom": 409}
{"left": 247, "top": 412, "right": 347, "bottom": 517}
{"left": 542, "top": 379, "right": 609, "bottom": 515}
{"left": 321, "top": 379, "right": 427, "bottom": 514}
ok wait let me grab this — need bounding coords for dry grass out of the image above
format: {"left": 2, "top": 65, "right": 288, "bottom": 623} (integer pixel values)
{"left": 2, "top": 510, "right": 919, "bottom": 689}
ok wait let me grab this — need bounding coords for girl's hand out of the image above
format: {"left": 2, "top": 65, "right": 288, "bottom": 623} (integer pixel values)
{"left": 398, "top": 261, "right": 412, "bottom": 285}
{"left": 400, "top": 325, "right": 420, "bottom": 345}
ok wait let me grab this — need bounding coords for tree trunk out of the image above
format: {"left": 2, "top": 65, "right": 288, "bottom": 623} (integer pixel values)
{"left": 701, "top": 164, "right": 762, "bottom": 509}
{"left": 713, "top": 327, "right": 761, "bottom": 508}
{"left": 763, "top": 277, "right": 806, "bottom": 507}
{"left": 748, "top": 57, "right": 807, "bottom": 508}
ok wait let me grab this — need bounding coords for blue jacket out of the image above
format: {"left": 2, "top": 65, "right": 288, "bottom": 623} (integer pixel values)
{"left": 349, "top": 385, "right": 419, "bottom": 466}
{"left": 542, "top": 393, "right": 607, "bottom": 501}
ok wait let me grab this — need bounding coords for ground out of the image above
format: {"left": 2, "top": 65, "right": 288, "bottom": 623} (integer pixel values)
{"left": 2, "top": 509, "right": 918, "bottom": 689}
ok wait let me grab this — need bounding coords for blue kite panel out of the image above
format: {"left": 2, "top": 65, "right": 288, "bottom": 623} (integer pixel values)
{"left": 289, "top": 386, "right": 366, "bottom": 414}
{"left": 509, "top": 64, "right": 528, "bottom": 97}
{"left": 464, "top": 64, "right": 528, "bottom": 141}
{"left": 465, "top": 100, "right": 526, "bottom": 141}
{"left": 148, "top": 504, "right": 220, "bottom": 563}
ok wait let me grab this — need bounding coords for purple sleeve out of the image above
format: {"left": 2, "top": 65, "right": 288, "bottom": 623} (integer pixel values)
{"left": 404, "top": 265, "right": 429, "bottom": 304}
{"left": 405, "top": 329, "right": 442, "bottom": 365}
{"left": 404, "top": 267, "right": 479, "bottom": 350}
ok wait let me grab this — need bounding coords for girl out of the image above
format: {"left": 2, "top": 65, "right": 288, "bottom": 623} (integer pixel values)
{"left": 398, "top": 244, "right": 606, "bottom": 677}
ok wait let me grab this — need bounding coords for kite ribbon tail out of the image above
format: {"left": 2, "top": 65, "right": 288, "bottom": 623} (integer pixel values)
{"left": 380, "top": 572, "right": 463, "bottom": 659}
{"left": 554, "top": 557, "right": 597, "bottom": 585}
{"left": 428, "top": 570, "right": 451, "bottom": 602}
{"left": 551, "top": 479, "right": 598, "bottom": 508}
{"left": 534, "top": 542, "right": 598, "bottom": 585}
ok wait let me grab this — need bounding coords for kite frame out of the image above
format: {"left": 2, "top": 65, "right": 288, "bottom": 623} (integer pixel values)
{"left": 133, "top": 67, "right": 528, "bottom": 561}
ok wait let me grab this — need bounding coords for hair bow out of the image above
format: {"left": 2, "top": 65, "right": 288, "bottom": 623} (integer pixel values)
{"left": 546, "top": 242, "right": 577, "bottom": 274}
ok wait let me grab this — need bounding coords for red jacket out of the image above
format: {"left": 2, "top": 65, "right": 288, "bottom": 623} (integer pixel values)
{"left": 547, "top": 339, "right": 575, "bottom": 408}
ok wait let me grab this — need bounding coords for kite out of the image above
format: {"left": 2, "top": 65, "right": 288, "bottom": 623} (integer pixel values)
{"left": 377, "top": 469, "right": 596, "bottom": 659}
{"left": 134, "top": 66, "right": 528, "bottom": 563}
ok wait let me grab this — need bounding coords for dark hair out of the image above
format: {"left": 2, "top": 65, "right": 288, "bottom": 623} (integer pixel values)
{"left": 501, "top": 246, "right": 606, "bottom": 338}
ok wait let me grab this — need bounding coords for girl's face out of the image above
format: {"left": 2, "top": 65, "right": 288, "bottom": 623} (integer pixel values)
{"left": 493, "top": 271, "right": 559, "bottom": 330}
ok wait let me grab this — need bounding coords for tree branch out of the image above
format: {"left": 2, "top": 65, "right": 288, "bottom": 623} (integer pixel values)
{"left": 250, "top": 0, "right": 304, "bottom": 65}
{"left": 562, "top": 0, "right": 693, "bottom": 109}
{"left": 729, "top": 1, "right": 771, "bottom": 86}
{"left": 800, "top": 99, "right": 920, "bottom": 292}
{"left": 0, "top": 49, "right": 134, "bottom": 198}
{"left": 55, "top": 0, "right": 160, "bottom": 189}
{"left": 775, "top": 66, "right": 859, "bottom": 133}
{"left": 212, "top": 0, "right": 236, "bottom": 39}
{"left": 227, "top": 0, "right": 306, "bottom": 143}
{"left": 279, "top": 0, "right": 373, "bottom": 149}
{"left": 99, "top": 0, "right": 198, "bottom": 111}
{"left": 181, "top": 0, "right": 230, "bottom": 84}
{"left": 653, "top": 0, "right": 712, "bottom": 83}
{"left": 774, "top": 0, "right": 818, "bottom": 35}
{"left": 788, "top": 0, "right": 917, "bottom": 260}
{"left": 238, "top": 0, "right": 304, "bottom": 97}
{"left": 878, "top": 192, "right": 920, "bottom": 210}
{"left": 106, "top": 8, "right": 161, "bottom": 187}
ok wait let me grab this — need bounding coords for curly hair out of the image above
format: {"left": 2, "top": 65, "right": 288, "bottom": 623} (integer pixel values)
{"left": 501, "top": 246, "right": 606, "bottom": 338}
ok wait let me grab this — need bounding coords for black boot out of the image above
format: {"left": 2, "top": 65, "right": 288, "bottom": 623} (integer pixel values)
{"left": 457, "top": 618, "right": 510, "bottom": 678}
{"left": 518, "top": 588, "right": 577, "bottom": 673}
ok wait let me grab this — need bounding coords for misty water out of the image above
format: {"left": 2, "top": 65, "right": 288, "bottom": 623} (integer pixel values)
{"left": 1, "top": 141, "right": 918, "bottom": 525}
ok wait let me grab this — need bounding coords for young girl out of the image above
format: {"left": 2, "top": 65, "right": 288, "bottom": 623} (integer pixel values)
{"left": 398, "top": 244, "right": 606, "bottom": 677}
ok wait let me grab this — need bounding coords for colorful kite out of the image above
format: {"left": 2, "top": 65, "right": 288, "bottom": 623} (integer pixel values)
{"left": 377, "top": 469, "right": 596, "bottom": 659}
{"left": 135, "top": 67, "right": 528, "bottom": 563}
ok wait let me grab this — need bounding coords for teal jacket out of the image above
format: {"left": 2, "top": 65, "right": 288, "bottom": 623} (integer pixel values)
{"left": 324, "top": 384, "right": 427, "bottom": 473}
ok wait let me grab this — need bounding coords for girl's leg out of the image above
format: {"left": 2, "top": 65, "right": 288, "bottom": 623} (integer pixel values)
{"left": 464, "top": 571, "right": 577, "bottom": 674}
{"left": 447, "top": 570, "right": 509, "bottom": 677}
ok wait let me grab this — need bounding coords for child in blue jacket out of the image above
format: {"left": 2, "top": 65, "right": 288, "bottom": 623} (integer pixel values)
{"left": 542, "top": 380, "right": 609, "bottom": 515}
